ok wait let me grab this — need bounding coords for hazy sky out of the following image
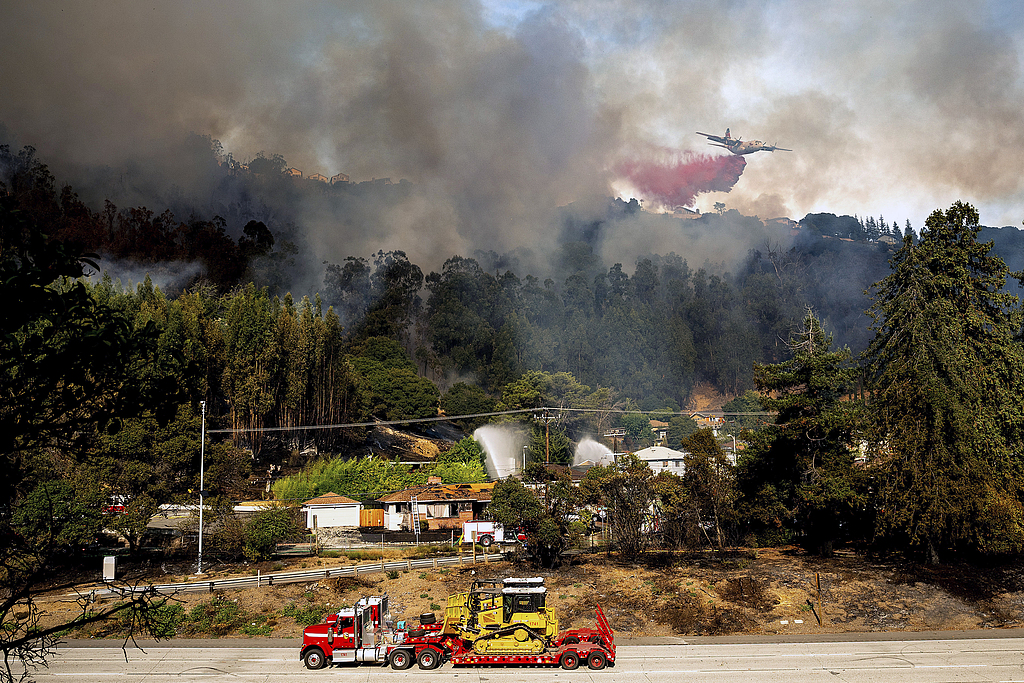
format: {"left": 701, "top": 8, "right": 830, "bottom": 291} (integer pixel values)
{"left": 2, "top": 0, "right": 1022, "bottom": 232}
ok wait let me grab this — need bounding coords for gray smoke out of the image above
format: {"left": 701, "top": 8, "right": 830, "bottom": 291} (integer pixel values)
{"left": 2, "top": 0, "right": 1021, "bottom": 284}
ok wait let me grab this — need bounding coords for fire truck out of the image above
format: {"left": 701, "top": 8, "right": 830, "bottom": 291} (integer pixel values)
{"left": 300, "top": 577, "right": 614, "bottom": 671}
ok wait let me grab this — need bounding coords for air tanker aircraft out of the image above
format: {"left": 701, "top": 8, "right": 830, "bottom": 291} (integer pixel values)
{"left": 697, "top": 129, "right": 791, "bottom": 155}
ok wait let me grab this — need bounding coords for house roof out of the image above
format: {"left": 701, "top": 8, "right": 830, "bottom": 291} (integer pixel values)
{"left": 302, "top": 492, "right": 361, "bottom": 507}
{"left": 377, "top": 482, "right": 495, "bottom": 504}
{"left": 634, "top": 446, "right": 687, "bottom": 461}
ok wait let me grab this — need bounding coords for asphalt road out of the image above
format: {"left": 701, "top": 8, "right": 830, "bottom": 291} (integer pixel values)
{"left": 19, "top": 632, "right": 1024, "bottom": 683}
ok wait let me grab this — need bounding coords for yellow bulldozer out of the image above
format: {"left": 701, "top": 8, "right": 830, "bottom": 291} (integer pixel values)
{"left": 441, "top": 577, "right": 560, "bottom": 655}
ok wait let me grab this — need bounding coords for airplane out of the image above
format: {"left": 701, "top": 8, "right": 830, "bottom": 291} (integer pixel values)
{"left": 696, "top": 128, "right": 791, "bottom": 155}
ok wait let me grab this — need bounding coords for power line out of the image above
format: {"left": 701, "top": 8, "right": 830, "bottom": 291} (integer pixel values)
{"left": 207, "top": 406, "right": 776, "bottom": 435}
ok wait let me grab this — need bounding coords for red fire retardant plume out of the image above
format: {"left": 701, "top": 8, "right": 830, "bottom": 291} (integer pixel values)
{"left": 617, "top": 152, "right": 746, "bottom": 209}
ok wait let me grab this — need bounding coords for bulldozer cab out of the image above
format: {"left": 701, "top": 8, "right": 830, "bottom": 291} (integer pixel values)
{"left": 503, "top": 589, "right": 545, "bottom": 621}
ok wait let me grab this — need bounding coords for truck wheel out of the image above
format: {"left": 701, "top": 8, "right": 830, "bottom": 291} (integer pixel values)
{"left": 303, "top": 647, "right": 327, "bottom": 670}
{"left": 390, "top": 649, "right": 414, "bottom": 670}
{"left": 587, "top": 651, "right": 607, "bottom": 670}
{"left": 480, "top": 535, "right": 493, "bottom": 548}
{"left": 417, "top": 648, "right": 440, "bottom": 670}
{"left": 560, "top": 652, "right": 580, "bottom": 670}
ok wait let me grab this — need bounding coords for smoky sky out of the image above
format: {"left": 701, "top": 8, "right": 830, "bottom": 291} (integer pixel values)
{"left": 2, "top": 0, "right": 1022, "bottom": 278}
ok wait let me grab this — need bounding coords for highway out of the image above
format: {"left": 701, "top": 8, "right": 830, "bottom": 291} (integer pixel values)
{"left": 20, "top": 634, "right": 1024, "bottom": 682}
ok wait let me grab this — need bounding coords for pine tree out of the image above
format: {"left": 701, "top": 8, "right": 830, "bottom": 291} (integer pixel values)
{"left": 864, "top": 201, "right": 1024, "bottom": 561}
{"left": 737, "top": 311, "right": 864, "bottom": 554}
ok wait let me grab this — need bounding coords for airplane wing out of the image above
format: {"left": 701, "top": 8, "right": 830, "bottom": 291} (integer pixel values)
{"left": 697, "top": 132, "right": 727, "bottom": 144}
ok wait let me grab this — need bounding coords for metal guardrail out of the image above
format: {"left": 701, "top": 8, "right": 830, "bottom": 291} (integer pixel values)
{"left": 84, "top": 551, "right": 508, "bottom": 599}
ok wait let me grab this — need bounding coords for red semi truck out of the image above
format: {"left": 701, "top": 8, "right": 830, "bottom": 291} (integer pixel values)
{"left": 300, "top": 584, "right": 614, "bottom": 671}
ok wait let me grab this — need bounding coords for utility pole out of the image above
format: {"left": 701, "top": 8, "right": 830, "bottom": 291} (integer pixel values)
{"left": 603, "top": 428, "right": 626, "bottom": 459}
{"left": 533, "top": 410, "right": 557, "bottom": 464}
{"left": 197, "top": 400, "right": 206, "bottom": 575}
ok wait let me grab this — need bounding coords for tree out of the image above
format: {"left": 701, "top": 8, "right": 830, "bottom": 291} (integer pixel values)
{"left": 243, "top": 507, "right": 301, "bottom": 562}
{"left": 864, "top": 201, "right": 1024, "bottom": 562}
{"left": 737, "top": 311, "right": 864, "bottom": 554}
{"left": 619, "top": 411, "right": 652, "bottom": 450}
{"left": 322, "top": 256, "right": 371, "bottom": 325}
{"left": 581, "top": 454, "right": 656, "bottom": 560}
{"left": 666, "top": 415, "right": 698, "bottom": 447}
{"left": 440, "top": 383, "right": 495, "bottom": 431}
{"left": 722, "top": 390, "right": 766, "bottom": 436}
{"left": 0, "top": 196, "right": 171, "bottom": 681}
{"left": 680, "top": 429, "right": 738, "bottom": 548}
{"left": 485, "top": 473, "right": 581, "bottom": 569}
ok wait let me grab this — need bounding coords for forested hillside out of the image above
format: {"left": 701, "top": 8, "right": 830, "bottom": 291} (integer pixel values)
{"left": 0, "top": 142, "right": 904, "bottom": 413}
{"left": 5, "top": 138, "right": 1024, "bottom": 672}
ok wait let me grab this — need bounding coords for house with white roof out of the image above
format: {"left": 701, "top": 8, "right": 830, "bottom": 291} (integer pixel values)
{"left": 633, "top": 445, "right": 688, "bottom": 476}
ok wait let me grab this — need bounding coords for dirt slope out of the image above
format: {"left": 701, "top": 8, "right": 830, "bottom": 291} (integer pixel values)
{"left": 36, "top": 547, "right": 1024, "bottom": 640}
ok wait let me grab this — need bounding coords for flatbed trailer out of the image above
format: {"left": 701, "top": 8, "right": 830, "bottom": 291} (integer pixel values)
{"left": 447, "top": 604, "right": 616, "bottom": 670}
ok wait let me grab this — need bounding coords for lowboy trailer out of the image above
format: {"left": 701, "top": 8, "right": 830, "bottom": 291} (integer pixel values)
{"left": 300, "top": 579, "right": 615, "bottom": 671}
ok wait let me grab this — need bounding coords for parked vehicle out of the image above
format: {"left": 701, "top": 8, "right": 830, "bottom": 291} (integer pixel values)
{"left": 460, "top": 520, "right": 526, "bottom": 548}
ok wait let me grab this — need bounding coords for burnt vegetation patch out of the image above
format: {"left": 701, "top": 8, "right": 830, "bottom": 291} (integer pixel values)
{"left": 718, "top": 575, "right": 778, "bottom": 610}
{"left": 658, "top": 594, "right": 760, "bottom": 635}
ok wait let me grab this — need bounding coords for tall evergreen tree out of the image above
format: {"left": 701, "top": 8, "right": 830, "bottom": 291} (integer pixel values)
{"left": 737, "top": 311, "right": 864, "bottom": 554}
{"left": 864, "top": 201, "right": 1024, "bottom": 562}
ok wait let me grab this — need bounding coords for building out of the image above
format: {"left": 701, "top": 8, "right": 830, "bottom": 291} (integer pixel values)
{"left": 689, "top": 412, "right": 725, "bottom": 435}
{"left": 301, "top": 492, "right": 362, "bottom": 530}
{"left": 330, "top": 172, "right": 350, "bottom": 185}
{"left": 649, "top": 419, "right": 669, "bottom": 445}
{"left": 376, "top": 483, "right": 494, "bottom": 531}
{"left": 633, "top": 445, "right": 687, "bottom": 476}
{"left": 307, "top": 173, "right": 328, "bottom": 183}
{"left": 286, "top": 167, "right": 303, "bottom": 178}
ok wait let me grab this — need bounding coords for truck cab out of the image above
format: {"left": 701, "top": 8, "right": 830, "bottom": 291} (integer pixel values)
{"left": 300, "top": 595, "right": 392, "bottom": 669}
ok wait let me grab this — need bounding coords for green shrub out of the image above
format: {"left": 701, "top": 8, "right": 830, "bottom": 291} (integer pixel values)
{"left": 241, "top": 615, "right": 275, "bottom": 636}
{"left": 178, "top": 597, "right": 248, "bottom": 636}
{"left": 748, "top": 528, "right": 794, "bottom": 548}
{"left": 243, "top": 507, "right": 301, "bottom": 562}
{"left": 283, "top": 602, "right": 328, "bottom": 626}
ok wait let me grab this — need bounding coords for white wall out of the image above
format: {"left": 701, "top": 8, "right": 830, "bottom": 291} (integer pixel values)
{"left": 305, "top": 505, "right": 360, "bottom": 529}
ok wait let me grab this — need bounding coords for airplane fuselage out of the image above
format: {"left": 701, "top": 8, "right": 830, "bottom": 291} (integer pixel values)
{"left": 698, "top": 131, "right": 790, "bottom": 155}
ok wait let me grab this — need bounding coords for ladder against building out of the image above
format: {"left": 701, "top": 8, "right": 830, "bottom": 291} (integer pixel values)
{"left": 410, "top": 495, "right": 421, "bottom": 542}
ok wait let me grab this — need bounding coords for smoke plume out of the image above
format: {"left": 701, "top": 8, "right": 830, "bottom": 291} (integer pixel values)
{"left": 1, "top": 0, "right": 1021, "bottom": 286}
{"left": 616, "top": 152, "right": 746, "bottom": 209}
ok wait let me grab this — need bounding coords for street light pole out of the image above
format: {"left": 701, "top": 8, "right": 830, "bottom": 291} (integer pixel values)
{"left": 197, "top": 400, "right": 206, "bottom": 575}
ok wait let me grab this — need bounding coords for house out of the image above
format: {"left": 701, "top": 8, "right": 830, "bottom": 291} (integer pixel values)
{"left": 634, "top": 445, "right": 687, "bottom": 476}
{"left": 330, "top": 172, "right": 350, "bottom": 185}
{"left": 376, "top": 483, "right": 494, "bottom": 531}
{"left": 649, "top": 419, "right": 669, "bottom": 445}
{"left": 286, "top": 167, "right": 303, "bottom": 178}
{"left": 689, "top": 412, "right": 724, "bottom": 435}
{"left": 307, "top": 173, "right": 328, "bottom": 183}
{"left": 301, "top": 492, "right": 362, "bottom": 530}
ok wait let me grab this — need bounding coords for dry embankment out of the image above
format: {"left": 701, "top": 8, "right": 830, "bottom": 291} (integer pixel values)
{"left": 36, "top": 547, "right": 1024, "bottom": 640}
